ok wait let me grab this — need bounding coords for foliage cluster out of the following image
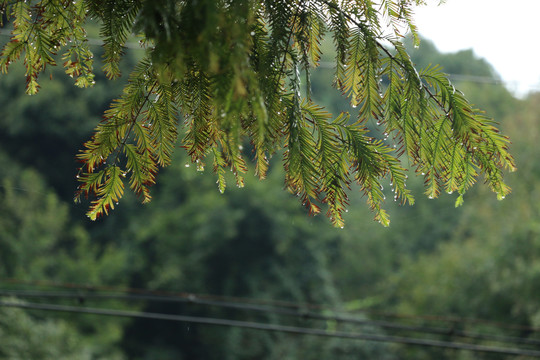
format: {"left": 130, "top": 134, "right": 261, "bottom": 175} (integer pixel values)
{"left": 0, "top": 0, "right": 515, "bottom": 226}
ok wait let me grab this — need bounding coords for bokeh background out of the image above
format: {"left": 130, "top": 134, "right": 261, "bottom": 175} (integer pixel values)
{"left": 1, "top": 13, "right": 539, "bottom": 360}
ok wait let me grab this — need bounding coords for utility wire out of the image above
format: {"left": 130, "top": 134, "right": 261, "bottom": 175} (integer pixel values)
{"left": 0, "top": 28, "right": 143, "bottom": 49}
{"left": 318, "top": 61, "right": 507, "bottom": 86}
{"left": 2, "top": 278, "right": 538, "bottom": 335}
{"left": 2, "top": 289, "right": 540, "bottom": 348}
{"left": 0, "top": 29, "right": 530, "bottom": 90}
{"left": 1, "top": 300, "right": 540, "bottom": 358}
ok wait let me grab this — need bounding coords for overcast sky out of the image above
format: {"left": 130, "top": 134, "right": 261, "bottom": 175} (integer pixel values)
{"left": 413, "top": 0, "right": 540, "bottom": 96}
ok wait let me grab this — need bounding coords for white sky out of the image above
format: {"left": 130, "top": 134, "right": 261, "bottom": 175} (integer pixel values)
{"left": 413, "top": 0, "right": 540, "bottom": 96}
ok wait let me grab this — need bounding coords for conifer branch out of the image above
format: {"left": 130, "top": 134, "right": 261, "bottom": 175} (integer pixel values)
{"left": 0, "top": 0, "right": 515, "bottom": 225}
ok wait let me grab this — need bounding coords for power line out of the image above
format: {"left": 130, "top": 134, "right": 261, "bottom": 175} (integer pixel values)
{"left": 2, "top": 288, "right": 540, "bottom": 348}
{"left": 0, "top": 29, "right": 533, "bottom": 91}
{"left": 2, "top": 278, "right": 538, "bottom": 335}
{"left": 1, "top": 300, "right": 540, "bottom": 358}
{"left": 318, "top": 61, "right": 506, "bottom": 86}
{"left": 0, "top": 29, "right": 143, "bottom": 49}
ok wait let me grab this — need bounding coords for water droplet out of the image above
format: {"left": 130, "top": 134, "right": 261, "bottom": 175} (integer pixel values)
{"left": 250, "top": 31, "right": 255, "bottom": 36}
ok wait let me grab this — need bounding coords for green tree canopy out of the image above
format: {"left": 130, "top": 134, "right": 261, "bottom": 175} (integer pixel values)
{"left": 0, "top": 0, "right": 516, "bottom": 226}
{"left": 0, "top": 302, "right": 95, "bottom": 360}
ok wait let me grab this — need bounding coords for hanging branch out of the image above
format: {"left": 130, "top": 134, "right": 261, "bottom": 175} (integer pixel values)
{"left": 0, "top": 0, "right": 515, "bottom": 226}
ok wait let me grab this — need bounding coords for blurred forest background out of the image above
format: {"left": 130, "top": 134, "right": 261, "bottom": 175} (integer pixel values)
{"left": 1, "top": 31, "right": 539, "bottom": 359}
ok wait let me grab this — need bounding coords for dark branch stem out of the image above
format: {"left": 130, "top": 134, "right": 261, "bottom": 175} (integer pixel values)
{"left": 112, "top": 80, "right": 158, "bottom": 167}
{"left": 315, "top": 0, "right": 452, "bottom": 115}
